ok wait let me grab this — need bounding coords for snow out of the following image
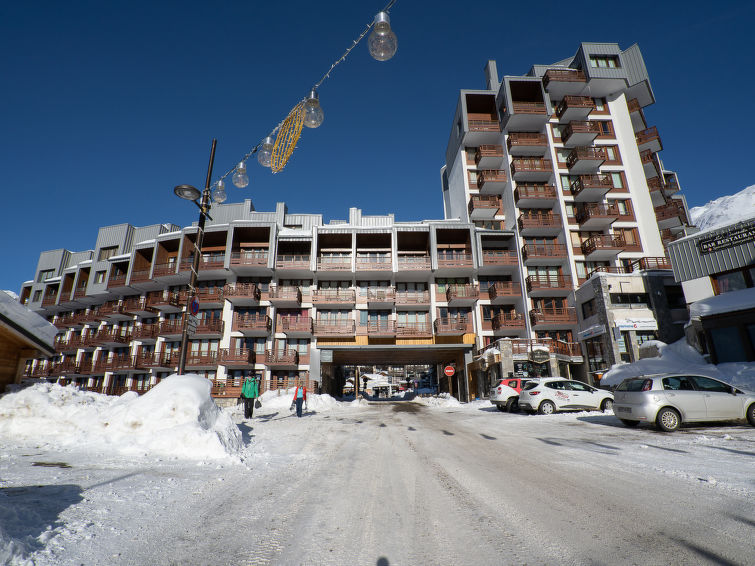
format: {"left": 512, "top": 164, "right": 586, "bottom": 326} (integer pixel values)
{"left": 3, "top": 290, "right": 19, "bottom": 300}
{"left": 689, "top": 184, "right": 755, "bottom": 231}
{"left": 0, "top": 291, "right": 57, "bottom": 350}
{"left": 689, "top": 286, "right": 755, "bottom": 318}
{"left": 601, "top": 338, "right": 755, "bottom": 390}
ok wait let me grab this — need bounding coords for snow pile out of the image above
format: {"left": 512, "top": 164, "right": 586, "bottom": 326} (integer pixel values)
{"left": 248, "top": 388, "right": 363, "bottom": 414}
{"left": 601, "top": 339, "right": 755, "bottom": 390}
{"left": 414, "top": 392, "right": 462, "bottom": 408}
{"left": 689, "top": 184, "right": 755, "bottom": 231}
{"left": 0, "top": 375, "right": 242, "bottom": 460}
{"left": 690, "top": 287, "right": 755, "bottom": 318}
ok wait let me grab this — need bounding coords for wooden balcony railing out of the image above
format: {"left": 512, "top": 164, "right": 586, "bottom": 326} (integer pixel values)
{"left": 507, "top": 132, "right": 548, "bottom": 150}
{"left": 41, "top": 293, "right": 58, "bottom": 307}
{"left": 575, "top": 203, "right": 620, "bottom": 224}
{"left": 367, "top": 288, "right": 396, "bottom": 303}
{"left": 530, "top": 307, "right": 577, "bottom": 325}
{"left": 146, "top": 290, "right": 183, "bottom": 310}
{"left": 477, "top": 169, "right": 507, "bottom": 188}
{"left": 468, "top": 194, "right": 501, "bottom": 215}
{"left": 543, "top": 68, "right": 586, "bottom": 86}
{"left": 279, "top": 316, "right": 313, "bottom": 333}
{"left": 521, "top": 244, "right": 567, "bottom": 261}
{"left": 107, "top": 273, "right": 128, "bottom": 288}
{"left": 475, "top": 145, "right": 504, "bottom": 165}
{"left": 518, "top": 213, "right": 562, "bottom": 230}
{"left": 635, "top": 126, "right": 661, "bottom": 146}
{"left": 230, "top": 250, "right": 268, "bottom": 267}
{"left": 363, "top": 321, "right": 397, "bottom": 336}
{"left": 446, "top": 284, "right": 479, "bottom": 302}
{"left": 467, "top": 118, "right": 500, "bottom": 132}
{"left": 195, "top": 287, "right": 224, "bottom": 303}
{"left": 275, "top": 254, "right": 311, "bottom": 269}
{"left": 218, "top": 348, "right": 257, "bottom": 365}
{"left": 311, "top": 289, "right": 356, "bottom": 304}
{"left": 130, "top": 269, "right": 152, "bottom": 283}
{"left": 195, "top": 319, "right": 224, "bottom": 334}
{"left": 514, "top": 184, "right": 557, "bottom": 202}
{"left": 158, "top": 319, "right": 184, "bottom": 336}
{"left": 209, "top": 378, "right": 244, "bottom": 398}
{"left": 397, "top": 255, "right": 431, "bottom": 270}
{"left": 395, "top": 290, "right": 430, "bottom": 305}
{"left": 312, "top": 320, "right": 355, "bottom": 336}
{"left": 481, "top": 250, "right": 518, "bottom": 266}
{"left": 122, "top": 296, "right": 149, "bottom": 314}
{"left": 655, "top": 202, "right": 687, "bottom": 222}
{"left": 72, "top": 286, "right": 88, "bottom": 300}
{"left": 491, "top": 312, "right": 526, "bottom": 330}
{"left": 232, "top": 313, "right": 271, "bottom": 333}
{"left": 434, "top": 317, "right": 471, "bottom": 335}
{"left": 152, "top": 262, "right": 178, "bottom": 277}
{"left": 510, "top": 338, "right": 582, "bottom": 357}
{"left": 562, "top": 120, "right": 601, "bottom": 140}
{"left": 317, "top": 257, "right": 352, "bottom": 271}
{"left": 556, "top": 96, "right": 594, "bottom": 118}
{"left": 355, "top": 255, "right": 392, "bottom": 270}
{"left": 635, "top": 256, "right": 672, "bottom": 270}
{"left": 94, "top": 328, "right": 132, "bottom": 345}
{"left": 396, "top": 321, "right": 433, "bottom": 337}
{"left": 180, "top": 255, "right": 225, "bottom": 272}
{"left": 223, "top": 283, "right": 260, "bottom": 301}
{"left": 185, "top": 353, "right": 218, "bottom": 367}
{"left": 99, "top": 301, "right": 126, "bottom": 317}
{"left": 268, "top": 286, "right": 302, "bottom": 303}
{"left": 264, "top": 350, "right": 300, "bottom": 366}
{"left": 487, "top": 282, "right": 521, "bottom": 300}
{"left": 627, "top": 98, "right": 641, "bottom": 113}
{"left": 526, "top": 275, "right": 573, "bottom": 292}
{"left": 566, "top": 147, "right": 606, "bottom": 169}
{"left": 581, "top": 234, "right": 626, "bottom": 255}
{"left": 511, "top": 158, "right": 553, "bottom": 175}
{"left": 570, "top": 174, "right": 613, "bottom": 197}
{"left": 132, "top": 323, "right": 159, "bottom": 341}
{"left": 437, "top": 252, "right": 473, "bottom": 268}
{"left": 511, "top": 101, "right": 546, "bottom": 114}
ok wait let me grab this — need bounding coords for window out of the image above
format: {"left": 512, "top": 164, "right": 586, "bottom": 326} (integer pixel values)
{"left": 37, "top": 269, "right": 54, "bottom": 283}
{"left": 33, "top": 290, "right": 42, "bottom": 302}
{"left": 589, "top": 55, "right": 620, "bottom": 69}
{"left": 690, "top": 375, "right": 731, "bottom": 393}
{"left": 610, "top": 293, "right": 649, "bottom": 307}
{"left": 712, "top": 271, "right": 747, "bottom": 295}
{"left": 98, "top": 246, "right": 118, "bottom": 261}
{"left": 556, "top": 148, "right": 571, "bottom": 164}
{"left": 610, "top": 172, "right": 625, "bottom": 190}
{"left": 602, "top": 145, "right": 621, "bottom": 165}
{"left": 545, "top": 381, "right": 566, "bottom": 390}
{"left": 614, "top": 200, "right": 630, "bottom": 216}
{"left": 551, "top": 124, "right": 566, "bottom": 140}
{"left": 581, "top": 299, "right": 597, "bottom": 319}
{"left": 94, "top": 270, "right": 106, "bottom": 284}
{"left": 592, "top": 98, "right": 609, "bottom": 113}
{"left": 662, "top": 376, "right": 695, "bottom": 391}
{"left": 595, "top": 121, "right": 614, "bottom": 137}
{"left": 636, "top": 331, "right": 657, "bottom": 345}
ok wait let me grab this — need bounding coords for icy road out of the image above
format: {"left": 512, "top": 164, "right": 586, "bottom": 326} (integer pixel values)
{"left": 3, "top": 399, "right": 755, "bottom": 565}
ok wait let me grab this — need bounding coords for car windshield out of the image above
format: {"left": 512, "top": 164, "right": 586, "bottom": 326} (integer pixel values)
{"left": 616, "top": 378, "right": 650, "bottom": 392}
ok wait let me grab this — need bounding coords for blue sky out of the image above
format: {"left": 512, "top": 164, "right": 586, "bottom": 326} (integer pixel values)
{"left": 2, "top": 0, "right": 753, "bottom": 293}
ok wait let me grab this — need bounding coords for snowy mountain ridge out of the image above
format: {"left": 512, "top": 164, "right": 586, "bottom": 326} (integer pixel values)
{"left": 689, "top": 184, "right": 755, "bottom": 231}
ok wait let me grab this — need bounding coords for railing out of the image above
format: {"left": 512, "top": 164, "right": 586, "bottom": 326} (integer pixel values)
{"left": 627, "top": 98, "right": 641, "bottom": 113}
{"left": 475, "top": 145, "right": 503, "bottom": 164}
{"left": 185, "top": 353, "right": 218, "bottom": 367}
{"left": 507, "top": 132, "right": 548, "bottom": 149}
{"left": 275, "top": 254, "right": 311, "bottom": 269}
{"left": 581, "top": 234, "right": 625, "bottom": 255}
{"left": 107, "top": 273, "right": 127, "bottom": 288}
{"left": 130, "top": 269, "right": 152, "bottom": 283}
{"left": 232, "top": 313, "right": 271, "bottom": 333}
{"left": 41, "top": 293, "right": 58, "bottom": 307}
{"left": 209, "top": 378, "right": 244, "bottom": 398}
{"left": 311, "top": 289, "right": 356, "bottom": 304}
{"left": 180, "top": 255, "right": 226, "bottom": 272}
{"left": 316, "top": 257, "right": 352, "bottom": 270}
{"left": 488, "top": 282, "right": 521, "bottom": 300}
{"left": 635, "top": 126, "right": 660, "bottom": 146}
{"left": 570, "top": 174, "right": 613, "bottom": 198}
{"left": 279, "top": 316, "right": 313, "bottom": 333}
{"left": 94, "top": 328, "right": 132, "bottom": 344}
{"left": 646, "top": 177, "right": 664, "bottom": 192}
{"left": 510, "top": 338, "right": 581, "bottom": 357}
{"left": 364, "top": 321, "right": 397, "bottom": 336}
{"left": 468, "top": 194, "right": 501, "bottom": 215}
{"left": 95, "top": 355, "right": 136, "bottom": 373}
{"left": 566, "top": 147, "right": 606, "bottom": 168}
{"left": 230, "top": 250, "right": 268, "bottom": 267}
{"left": 134, "top": 351, "right": 169, "bottom": 369}
{"left": 152, "top": 262, "right": 178, "bottom": 277}
{"left": 467, "top": 118, "right": 499, "bottom": 132}
{"left": 446, "top": 284, "right": 479, "bottom": 302}
{"left": 481, "top": 250, "right": 518, "bottom": 266}
{"left": 491, "top": 312, "right": 526, "bottom": 330}
{"left": 367, "top": 287, "right": 396, "bottom": 302}
{"left": 530, "top": 307, "right": 577, "bottom": 324}
{"left": 264, "top": 350, "right": 300, "bottom": 366}
{"left": 562, "top": 120, "right": 601, "bottom": 141}
{"left": 437, "top": 252, "right": 473, "bottom": 268}
{"left": 355, "top": 255, "right": 392, "bottom": 270}
{"left": 146, "top": 290, "right": 184, "bottom": 309}
{"left": 223, "top": 283, "right": 260, "bottom": 301}
{"left": 526, "top": 275, "right": 572, "bottom": 291}
{"left": 576, "top": 203, "right": 620, "bottom": 224}
{"left": 514, "top": 184, "right": 557, "bottom": 202}
{"left": 397, "top": 255, "right": 431, "bottom": 270}
{"left": 195, "top": 319, "right": 224, "bottom": 334}
{"left": 72, "top": 286, "right": 88, "bottom": 300}
{"left": 312, "top": 320, "right": 356, "bottom": 335}
{"left": 518, "top": 213, "right": 562, "bottom": 230}
{"left": 262, "top": 377, "right": 317, "bottom": 395}
{"left": 434, "top": 317, "right": 470, "bottom": 334}
{"left": 132, "top": 323, "right": 159, "bottom": 340}
{"left": 396, "top": 321, "right": 432, "bottom": 337}
{"left": 395, "top": 290, "right": 430, "bottom": 305}
{"left": 122, "top": 296, "right": 149, "bottom": 313}
{"left": 98, "top": 301, "right": 126, "bottom": 317}
{"left": 477, "top": 169, "right": 507, "bottom": 188}
{"left": 158, "top": 319, "right": 184, "bottom": 335}
{"left": 218, "top": 348, "right": 257, "bottom": 365}
{"left": 543, "top": 68, "right": 586, "bottom": 85}
{"left": 195, "top": 287, "right": 224, "bottom": 302}
{"left": 556, "top": 96, "right": 594, "bottom": 118}
{"left": 655, "top": 202, "right": 687, "bottom": 222}
{"left": 268, "top": 286, "right": 302, "bottom": 303}
{"left": 521, "top": 244, "right": 567, "bottom": 260}
{"left": 511, "top": 101, "right": 546, "bottom": 114}
{"left": 511, "top": 158, "right": 553, "bottom": 175}
{"left": 636, "top": 256, "right": 672, "bottom": 270}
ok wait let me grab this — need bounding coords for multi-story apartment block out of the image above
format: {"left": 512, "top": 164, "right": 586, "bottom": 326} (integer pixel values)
{"left": 16, "top": 42, "right": 696, "bottom": 399}
{"left": 442, "top": 42, "right": 694, "bottom": 382}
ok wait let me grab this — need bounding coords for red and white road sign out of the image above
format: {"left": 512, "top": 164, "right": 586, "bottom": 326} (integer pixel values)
{"left": 444, "top": 365, "right": 455, "bottom": 377}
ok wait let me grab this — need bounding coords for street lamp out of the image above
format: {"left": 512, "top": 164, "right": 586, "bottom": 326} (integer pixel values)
{"left": 173, "top": 138, "right": 217, "bottom": 375}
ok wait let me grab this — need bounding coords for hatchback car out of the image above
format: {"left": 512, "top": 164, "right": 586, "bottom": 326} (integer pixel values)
{"left": 613, "top": 374, "right": 755, "bottom": 432}
{"left": 489, "top": 378, "right": 531, "bottom": 412}
{"left": 518, "top": 377, "right": 614, "bottom": 415}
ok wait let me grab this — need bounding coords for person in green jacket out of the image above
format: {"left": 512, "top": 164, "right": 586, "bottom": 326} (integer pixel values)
{"left": 241, "top": 375, "right": 260, "bottom": 419}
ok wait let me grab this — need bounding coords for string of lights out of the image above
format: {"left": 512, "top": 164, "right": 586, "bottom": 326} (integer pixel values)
{"left": 209, "top": 0, "right": 399, "bottom": 204}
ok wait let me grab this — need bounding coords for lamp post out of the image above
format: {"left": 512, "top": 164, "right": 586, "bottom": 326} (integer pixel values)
{"left": 173, "top": 139, "right": 217, "bottom": 375}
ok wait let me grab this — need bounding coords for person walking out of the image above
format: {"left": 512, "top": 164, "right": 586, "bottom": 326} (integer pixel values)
{"left": 291, "top": 382, "right": 307, "bottom": 418}
{"left": 241, "top": 374, "right": 260, "bottom": 419}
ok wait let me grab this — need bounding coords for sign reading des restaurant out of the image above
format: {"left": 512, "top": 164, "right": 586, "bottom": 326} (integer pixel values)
{"left": 697, "top": 220, "right": 755, "bottom": 255}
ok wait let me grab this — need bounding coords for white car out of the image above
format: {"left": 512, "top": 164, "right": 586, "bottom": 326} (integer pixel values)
{"left": 489, "top": 381, "right": 520, "bottom": 412}
{"left": 518, "top": 377, "right": 614, "bottom": 415}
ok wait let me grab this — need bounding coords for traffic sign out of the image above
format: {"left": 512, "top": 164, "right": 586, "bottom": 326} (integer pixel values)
{"left": 186, "top": 314, "right": 198, "bottom": 336}
{"left": 444, "top": 365, "right": 455, "bottom": 377}
{"left": 190, "top": 297, "right": 200, "bottom": 316}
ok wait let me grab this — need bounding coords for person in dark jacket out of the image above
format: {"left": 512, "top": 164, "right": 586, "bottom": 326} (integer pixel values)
{"left": 241, "top": 375, "right": 260, "bottom": 419}
{"left": 291, "top": 383, "right": 307, "bottom": 418}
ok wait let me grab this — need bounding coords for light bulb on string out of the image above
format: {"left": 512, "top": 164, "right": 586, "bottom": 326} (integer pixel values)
{"left": 213, "top": 179, "right": 227, "bottom": 204}
{"left": 303, "top": 90, "right": 324, "bottom": 128}
{"left": 368, "top": 12, "right": 397, "bottom": 61}
{"left": 257, "top": 137, "right": 274, "bottom": 167}
{"left": 232, "top": 161, "right": 249, "bottom": 188}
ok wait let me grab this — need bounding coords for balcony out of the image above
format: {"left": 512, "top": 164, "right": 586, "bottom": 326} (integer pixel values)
{"left": 223, "top": 283, "right": 261, "bottom": 305}
{"left": 180, "top": 254, "right": 226, "bottom": 274}
{"left": 492, "top": 312, "right": 526, "bottom": 331}
{"left": 134, "top": 351, "right": 170, "bottom": 370}
{"left": 232, "top": 313, "right": 271, "bottom": 335}
{"left": 476, "top": 169, "right": 508, "bottom": 193}
{"left": 434, "top": 317, "right": 471, "bottom": 335}
{"left": 502, "top": 100, "right": 549, "bottom": 131}
{"left": 474, "top": 145, "right": 504, "bottom": 169}
{"left": 49, "top": 359, "right": 81, "bottom": 377}
{"left": 317, "top": 256, "right": 352, "bottom": 271}
{"left": 517, "top": 213, "right": 562, "bottom": 236}
{"left": 397, "top": 255, "right": 431, "bottom": 271}
{"left": 542, "top": 68, "right": 586, "bottom": 96}
{"left": 264, "top": 350, "right": 299, "bottom": 367}
{"left": 355, "top": 255, "right": 392, "bottom": 272}
{"left": 555, "top": 96, "right": 594, "bottom": 121}
{"left": 364, "top": 321, "right": 397, "bottom": 337}
{"left": 158, "top": 319, "right": 184, "bottom": 337}
{"left": 230, "top": 250, "right": 269, "bottom": 270}
{"left": 122, "top": 296, "right": 152, "bottom": 316}
{"left": 526, "top": 275, "right": 573, "bottom": 295}
{"left": 566, "top": 147, "right": 605, "bottom": 173}
{"left": 480, "top": 250, "right": 519, "bottom": 269}
{"left": 511, "top": 338, "right": 582, "bottom": 359}
{"left": 367, "top": 287, "right": 396, "bottom": 307}
{"left": 219, "top": 348, "right": 257, "bottom": 366}
{"left": 96, "top": 355, "right": 136, "bottom": 373}
{"left": 129, "top": 269, "right": 152, "bottom": 285}
{"left": 268, "top": 286, "right": 302, "bottom": 307}
{"left": 311, "top": 288, "right": 356, "bottom": 306}
{"left": 312, "top": 320, "right": 355, "bottom": 337}
{"left": 635, "top": 256, "right": 672, "bottom": 271}
{"left": 581, "top": 234, "right": 625, "bottom": 259}
{"left": 275, "top": 254, "right": 311, "bottom": 271}
{"left": 640, "top": 149, "right": 660, "bottom": 179}
{"left": 446, "top": 284, "right": 479, "bottom": 305}
{"left": 530, "top": 307, "right": 577, "bottom": 327}
{"left": 437, "top": 251, "right": 474, "bottom": 271}
{"left": 41, "top": 292, "right": 59, "bottom": 307}
{"left": 132, "top": 323, "right": 159, "bottom": 341}
{"left": 279, "top": 316, "right": 313, "bottom": 336}
{"left": 185, "top": 353, "right": 218, "bottom": 368}
{"left": 576, "top": 203, "right": 620, "bottom": 230}
{"left": 627, "top": 98, "right": 647, "bottom": 132}
{"left": 468, "top": 194, "right": 501, "bottom": 219}
{"left": 510, "top": 158, "right": 553, "bottom": 182}
{"left": 209, "top": 378, "right": 244, "bottom": 398}
{"left": 655, "top": 202, "right": 687, "bottom": 229}
{"left": 514, "top": 184, "right": 557, "bottom": 208}
{"left": 99, "top": 300, "right": 130, "bottom": 320}
{"left": 146, "top": 290, "right": 184, "bottom": 312}
{"left": 396, "top": 321, "right": 433, "bottom": 338}
{"left": 194, "top": 318, "right": 224, "bottom": 336}
{"left": 507, "top": 132, "right": 548, "bottom": 156}
{"left": 152, "top": 262, "right": 178, "bottom": 278}
{"left": 94, "top": 327, "right": 132, "bottom": 347}
{"left": 561, "top": 121, "right": 600, "bottom": 147}
{"left": 635, "top": 126, "right": 662, "bottom": 153}
{"left": 521, "top": 244, "right": 568, "bottom": 264}
{"left": 72, "top": 285, "right": 89, "bottom": 301}
{"left": 395, "top": 290, "right": 430, "bottom": 307}
{"left": 106, "top": 272, "right": 128, "bottom": 290}
{"left": 487, "top": 282, "right": 522, "bottom": 302}
{"left": 570, "top": 175, "right": 613, "bottom": 202}
{"left": 663, "top": 174, "right": 680, "bottom": 195}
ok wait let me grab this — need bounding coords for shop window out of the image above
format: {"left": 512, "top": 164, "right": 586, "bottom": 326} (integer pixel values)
{"left": 581, "top": 299, "right": 597, "bottom": 319}
{"left": 712, "top": 271, "right": 747, "bottom": 295}
{"left": 636, "top": 331, "right": 657, "bottom": 345}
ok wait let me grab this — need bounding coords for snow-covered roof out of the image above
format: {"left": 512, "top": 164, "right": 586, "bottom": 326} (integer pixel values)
{"left": 690, "top": 287, "right": 755, "bottom": 319}
{"left": 0, "top": 290, "right": 57, "bottom": 355}
{"left": 108, "top": 253, "right": 132, "bottom": 262}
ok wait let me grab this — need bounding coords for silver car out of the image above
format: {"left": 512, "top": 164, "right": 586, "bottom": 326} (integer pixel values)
{"left": 613, "top": 374, "right": 755, "bottom": 432}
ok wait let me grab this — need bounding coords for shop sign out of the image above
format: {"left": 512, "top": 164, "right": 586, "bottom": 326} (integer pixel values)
{"left": 614, "top": 318, "right": 658, "bottom": 331}
{"left": 578, "top": 324, "right": 606, "bottom": 340}
{"left": 529, "top": 348, "right": 550, "bottom": 364}
{"left": 697, "top": 221, "right": 755, "bottom": 254}
{"left": 320, "top": 349, "right": 333, "bottom": 362}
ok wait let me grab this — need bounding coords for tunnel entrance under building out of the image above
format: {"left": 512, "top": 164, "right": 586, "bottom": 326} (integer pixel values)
{"left": 318, "top": 344, "right": 474, "bottom": 401}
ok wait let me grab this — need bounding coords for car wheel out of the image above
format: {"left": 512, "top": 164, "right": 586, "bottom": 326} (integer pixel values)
{"left": 619, "top": 419, "right": 640, "bottom": 427}
{"left": 538, "top": 400, "right": 556, "bottom": 415}
{"left": 505, "top": 397, "right": 518, "bottom": 413}
{"left": 747, "top": 403, "right": 755, "bottom": 426}
{"left": 600, "top": 399, "right": 614, "bottom": 413}
{"left": 496, "top": 404, "right": 506, "bottom": 412}
{"left": 656, "top": 407, "right": 681, "bottom": 432}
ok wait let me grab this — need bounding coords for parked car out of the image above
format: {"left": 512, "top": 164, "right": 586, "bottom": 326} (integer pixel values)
{"left": 518, "top": 377, "right": 614, "bottom": 415}
{"left": 489, "top": 378, "right": 531, "bottom": 412}
{"left": 613, "top": 374, "right": 755, "bottom": 432}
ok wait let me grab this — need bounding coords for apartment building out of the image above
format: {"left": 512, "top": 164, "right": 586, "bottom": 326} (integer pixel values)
{"left": 442, "top": 42, "right": 693, "bottom": 383}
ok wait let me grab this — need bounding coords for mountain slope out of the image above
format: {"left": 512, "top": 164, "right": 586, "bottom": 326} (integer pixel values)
{"left": 689, "top": 184, "right": 755, "bottom": 231}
